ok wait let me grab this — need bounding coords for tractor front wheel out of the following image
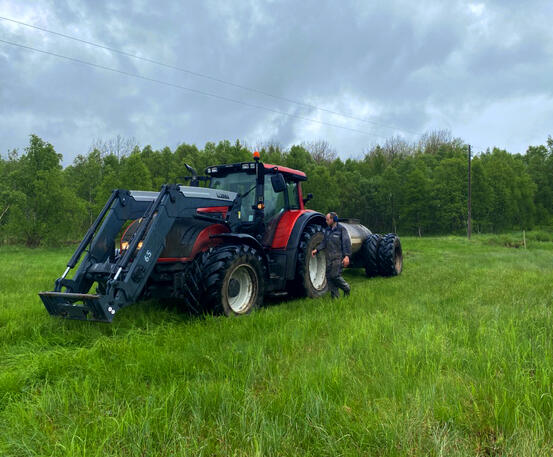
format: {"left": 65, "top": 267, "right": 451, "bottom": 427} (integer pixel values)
{"left": 202, "top": 245, "right": 265, "bottom": 316}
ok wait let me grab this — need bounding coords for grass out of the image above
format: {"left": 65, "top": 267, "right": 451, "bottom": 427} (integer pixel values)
{"left": 0, "top": 234, "right": 553, "bottom": 456}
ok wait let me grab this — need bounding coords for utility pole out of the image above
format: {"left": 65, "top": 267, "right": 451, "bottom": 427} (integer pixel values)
{"left": 467, "top": 145, "right": 472, "bottom": 240}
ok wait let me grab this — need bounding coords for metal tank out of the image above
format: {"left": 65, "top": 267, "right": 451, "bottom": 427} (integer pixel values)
{"left": 339, "top": 219, "right": 372, "bottom": 255}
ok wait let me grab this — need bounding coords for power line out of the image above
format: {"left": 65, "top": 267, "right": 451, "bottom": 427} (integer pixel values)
{"left": 0, "top": 15, "right": 420, "bottom": 137}
{"left": 0, "top": 38, "right": 391, "bottom": 139}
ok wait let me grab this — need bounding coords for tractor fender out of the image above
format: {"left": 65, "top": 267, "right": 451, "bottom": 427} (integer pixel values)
{"left": 284, "top": 211, "right": 325, "bottom": 280}
{"left": 209, "top": 233, "right": 270, "bottom": 275}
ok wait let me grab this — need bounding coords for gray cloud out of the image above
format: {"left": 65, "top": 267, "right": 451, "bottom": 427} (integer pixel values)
{"left": 0, "top": 0, "right": 552, "bottom": 164}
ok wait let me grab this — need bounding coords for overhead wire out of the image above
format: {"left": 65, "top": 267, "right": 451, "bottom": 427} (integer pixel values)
{"left": 0, "top": 38, "right": 392, "bottom": 139}
{"left": 0, "top": 15, "right": 420, "bottom": 137}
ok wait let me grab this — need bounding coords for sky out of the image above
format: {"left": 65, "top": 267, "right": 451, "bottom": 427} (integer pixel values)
{"left": 0, "top": 0, "right": 552, "bottom": 165}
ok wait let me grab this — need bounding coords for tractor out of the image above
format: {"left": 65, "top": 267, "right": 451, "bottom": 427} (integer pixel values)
{"left": 39, "top": 152, "right": 402, "bottom": 322}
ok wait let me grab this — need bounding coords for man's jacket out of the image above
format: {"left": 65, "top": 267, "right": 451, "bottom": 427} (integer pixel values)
{"left": 316, "top": 223, "right": 352, "bottom": 278}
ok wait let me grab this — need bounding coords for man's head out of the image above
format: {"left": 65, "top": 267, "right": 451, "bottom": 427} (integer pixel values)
{"left": 325, "top": 212, "right": 338, "bottom": 227}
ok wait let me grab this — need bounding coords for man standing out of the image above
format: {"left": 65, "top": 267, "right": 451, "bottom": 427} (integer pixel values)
{"left": 311, "top": 212, "right": 352, "bottom": 298}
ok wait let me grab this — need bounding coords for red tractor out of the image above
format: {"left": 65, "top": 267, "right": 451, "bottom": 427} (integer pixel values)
{"left": 39, "top": 152, "right": 402, "bottom": 321}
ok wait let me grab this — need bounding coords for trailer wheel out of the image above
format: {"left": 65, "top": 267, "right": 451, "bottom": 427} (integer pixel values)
{"left": 361, "top": 233, "right": 381, "bottom": 277}
{"left": 377, "top": 233, "right": 403, "bottom": 277}
{"left": 202, "top": 245, "right": 265, "bottom": 316}
{"left": 292, "top": 224, "right": 328, "bottom": 298}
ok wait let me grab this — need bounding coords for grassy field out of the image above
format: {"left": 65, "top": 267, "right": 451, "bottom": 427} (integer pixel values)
{"left": 0, "top": 234, "right": 552, "bottom": 456}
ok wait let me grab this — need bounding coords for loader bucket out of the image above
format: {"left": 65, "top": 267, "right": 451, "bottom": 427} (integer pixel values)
{"left": 39, "top": 291, "right": 113, "bottom": 322}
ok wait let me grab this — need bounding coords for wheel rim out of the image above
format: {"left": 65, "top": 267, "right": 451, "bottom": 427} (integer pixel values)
{"left": 227, "top": 264, "right": 256, "bottom": 313}
{"left": 394, "top": 244, "right": 403, "bottom": 273}
{"left": 308, "top": 251, "right": 326, "bottom": 290}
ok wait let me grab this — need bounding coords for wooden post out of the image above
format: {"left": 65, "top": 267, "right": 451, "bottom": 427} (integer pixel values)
{"left": 0, "top": 205, "right": 9, "bottom": 224}
{"left": 523, "top": 230, "right": 526, "bottom": 249}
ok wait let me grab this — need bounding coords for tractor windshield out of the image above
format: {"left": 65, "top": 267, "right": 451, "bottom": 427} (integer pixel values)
{"left": 210, "top": 172, "right": 256, "bottom": 194}
{"left": 210, "top": 171, "right": 257, "bottom": 222}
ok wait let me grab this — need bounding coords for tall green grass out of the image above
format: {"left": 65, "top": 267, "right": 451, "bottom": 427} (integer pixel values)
{"left": 1, "top": 235, "right": 552, "bottom": 456}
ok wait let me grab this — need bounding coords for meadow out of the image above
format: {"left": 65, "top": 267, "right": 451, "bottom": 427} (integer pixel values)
{"left": 0, "top": 234, "right": 552, "bottom": 456}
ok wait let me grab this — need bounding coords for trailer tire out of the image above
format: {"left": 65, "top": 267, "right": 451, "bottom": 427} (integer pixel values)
{"left": 292, "top": 224, "right": 328, "bottom": 298}
{"left": 201, "top": 245, "right": 265, "bottom": 316}
{"left": 362, "top": 233, "right": 381, "bottom": 277}
{"left": 377, "top": 233, "right": 403, "bottom": 277}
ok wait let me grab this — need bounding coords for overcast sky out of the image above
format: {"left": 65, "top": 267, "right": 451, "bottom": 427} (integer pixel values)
{"left": 1, "top": 0, "right": 552, "bottom": 165}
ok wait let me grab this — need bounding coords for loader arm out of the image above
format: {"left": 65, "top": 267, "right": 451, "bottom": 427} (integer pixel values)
{"left": 39, "top": 184, "right": 236, "bottom": 322}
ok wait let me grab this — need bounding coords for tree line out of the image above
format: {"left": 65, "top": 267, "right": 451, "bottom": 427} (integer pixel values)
{"left": 1, "top": 132, "right": 552, "bottom": 246}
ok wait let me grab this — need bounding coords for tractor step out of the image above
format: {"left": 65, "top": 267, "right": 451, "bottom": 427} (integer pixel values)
{"left": 38, "top": 291, "right": 113, "bottom": 322}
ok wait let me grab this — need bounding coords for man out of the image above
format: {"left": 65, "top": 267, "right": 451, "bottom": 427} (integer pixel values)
{"left": 311, "top": 212, "right": 352, "bottom": 298}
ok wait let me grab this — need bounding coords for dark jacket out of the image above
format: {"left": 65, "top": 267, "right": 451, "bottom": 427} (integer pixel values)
{"left": 316, "top": 223, "right": 352, "bottom": 277}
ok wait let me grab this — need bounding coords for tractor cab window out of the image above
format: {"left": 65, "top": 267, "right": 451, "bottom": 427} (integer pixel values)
{"left": 210, "top": 172, "right": 256, "bottom": 222}
{"left": 287, "top": 181, "right": 300, "bottom": 210}
{"left": 264, "top": 178, "right": 286, "bottom": 221}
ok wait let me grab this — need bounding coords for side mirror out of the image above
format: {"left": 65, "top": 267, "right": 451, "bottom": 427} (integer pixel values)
{"left": 271, "top": 173, "right": 286, "bottom": 193}
{"left": 303, "top": 193, "right": 313, "bottom": 205}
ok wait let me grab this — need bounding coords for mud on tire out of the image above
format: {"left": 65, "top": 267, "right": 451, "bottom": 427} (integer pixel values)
{"left": 292, "top": 224, "right": 328, "bottom": 298}
{"left": 377, "top": 233, "right": 403, "bottom": 277}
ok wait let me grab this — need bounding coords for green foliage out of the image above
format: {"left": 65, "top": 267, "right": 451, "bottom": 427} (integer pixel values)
{"left": 1, "top": 135, "right": 80, "bottom": 246}
{"left": 1, "top": 133, "right": 552, "bottom": 246}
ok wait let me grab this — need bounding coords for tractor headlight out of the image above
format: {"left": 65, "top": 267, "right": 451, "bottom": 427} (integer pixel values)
{"left": 120, "top": 241, "right": 143, "bottom": 251}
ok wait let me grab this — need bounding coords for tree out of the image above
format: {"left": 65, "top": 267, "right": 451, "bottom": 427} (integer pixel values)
{"left": 90, "top": 134, "right": 138, "bottom": 159}
{"left": 8, "top": 135, "right": 79, "bottom": 245}
{"left": 301, "top": 140, "right": 337, "bottom": 163}
{"left": 525, "top": 142, "right": 553, "bottom": 223}
{"left": 400, "top": 160, "right": 433, "bottom": 236}
{"left": 470, "top": 158, "right": 493, "bottom": 233}
{"left": 432, "top": 156, "right": 466, "bottom": 233}
{"left": 286, "top": 145, "right": 313, "bottom": 171}
{"left": 64, "top": 149, "right": 103, "bottom": 227}
{"left": 120, "top": 151, "right": 152, "bottom": 191}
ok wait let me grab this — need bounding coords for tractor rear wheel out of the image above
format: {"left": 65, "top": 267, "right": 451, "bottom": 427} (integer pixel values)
{"left": 377, "top": 233, "right": 403, "bottom": 277}
{"left": 361, "top": 233, "right": 381, "bottom": 277}
{"left": 201, "top": 245, "right": 265, "bottom": 316}
{"left": 293, "top": 224, "right": 328, "bottom": 298}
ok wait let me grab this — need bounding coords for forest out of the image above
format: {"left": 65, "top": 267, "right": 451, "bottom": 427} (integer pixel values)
{"left": 1, "top": 131, "right": 552, "bottom": 246}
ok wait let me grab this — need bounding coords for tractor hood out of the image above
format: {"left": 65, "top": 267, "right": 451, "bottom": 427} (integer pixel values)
{"left": 129, "top": 186, "right": 237, "bottom": 203}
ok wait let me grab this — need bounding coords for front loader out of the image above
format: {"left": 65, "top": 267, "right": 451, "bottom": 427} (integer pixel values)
{"left": 39, "top": 152, "right": 403, "bottom": 322}
{"left": 39, "top": 184, "right": 240, "bottom": 321}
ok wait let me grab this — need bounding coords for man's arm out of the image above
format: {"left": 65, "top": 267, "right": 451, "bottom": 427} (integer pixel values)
{"left": 311, "top": 229, "right": 327, "bottom": 256}
{"left": 341, "top": 226, "right": 352, "bottom": 266}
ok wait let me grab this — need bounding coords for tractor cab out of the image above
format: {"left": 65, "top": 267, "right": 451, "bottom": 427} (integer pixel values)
{"left": 206, "top": 154, "right": 307, "bottom": 246}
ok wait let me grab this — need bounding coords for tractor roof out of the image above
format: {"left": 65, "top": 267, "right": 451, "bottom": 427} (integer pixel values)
{"left": 205, "top": 162, "right": 307, "bottom": 181}
{"left": 263, "top": 164, "right": 307, "bottom": 180}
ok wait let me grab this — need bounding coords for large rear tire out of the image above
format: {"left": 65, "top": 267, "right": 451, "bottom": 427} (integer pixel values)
{"left": 293, "top": 224, "right": 328, "bottom": 298}
{"left": 361, "top": 233, "right": 381, "bottom": 277}
{"left": 377, "top": 233, "right": 403, "bottom": 277}
{"left": 201, "top": 245, "right": 265, "bottom": 316}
